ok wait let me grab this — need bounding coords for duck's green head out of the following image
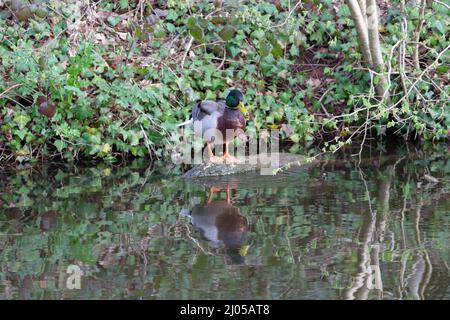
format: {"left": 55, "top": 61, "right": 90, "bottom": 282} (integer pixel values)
{"left": 226, "top": 89, "right": 249, "bottom": 119}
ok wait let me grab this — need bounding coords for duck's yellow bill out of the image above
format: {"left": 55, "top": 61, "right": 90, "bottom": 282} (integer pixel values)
{"left": 238, "top": 102, "right": 249, "bottom": 120}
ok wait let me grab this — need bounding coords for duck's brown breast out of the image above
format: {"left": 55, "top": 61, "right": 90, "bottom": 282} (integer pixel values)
{"left": 217, "top": 108, "right": 246, "bottom": 141}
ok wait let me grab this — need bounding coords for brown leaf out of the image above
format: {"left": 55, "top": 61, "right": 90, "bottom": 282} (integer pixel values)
{"left": 37, "top": 96, "right": 56, "bottom": 119}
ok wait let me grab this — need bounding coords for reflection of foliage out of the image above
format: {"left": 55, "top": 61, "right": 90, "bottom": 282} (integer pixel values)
{"left": 0, "top": 147, "right": 449, "bottom": 299}
{"left": 1, "top": 1, "right": 448, "bottom": 162}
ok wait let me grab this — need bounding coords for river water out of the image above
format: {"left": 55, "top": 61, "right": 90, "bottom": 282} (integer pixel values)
{"left": 0, "top": 145, "right": 449, "bottom": 299}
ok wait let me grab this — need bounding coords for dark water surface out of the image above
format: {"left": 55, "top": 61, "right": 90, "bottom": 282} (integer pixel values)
{"left": 0, "top": 146, "right": 449, "bottom": 299}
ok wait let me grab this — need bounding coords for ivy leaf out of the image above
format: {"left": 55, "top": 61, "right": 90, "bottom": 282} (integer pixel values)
{"left": 107, "top": 15, "right": 122, "bottom": 27}
{"left": 271, "top": 40, "right": 283, "bottom": 58}
{"left": 186, "top": 17, "right": 196, "bottom": 29}
{"left": 218, "top": 25, "right": 236, "bottom": 41}
{"left": 433, "top": 20, "right": 445, "bottom": 35}
{"left": 435, "top": 65, "right": 448, "bottom": 74}
{"left": 228, "top": 45, "right": 241, "bottom": 58}
{"left": 15, "top": 128, "right": 28, "bottom": 140}
{"left": 187, "top": 17, "right": 204, "bottom": 42}
{"left": 14, "top": 114, "right": 31, "bottom": 130}
{"left": 126, "top": 131, "right": 140, "bottom": 146}
{"left": 74, "top": 106, "right": 94, "bottom": 121}
{"left": 35, "top": 7, "right": 49, "bottom": 19}
{"left": 259, "top": 41, "right": 271, "bottom": 57}
{"left": 190, "top": 26, "right": 204, "bottom": 42}
{"left": 54, "top": 139, "right": 66, "bottom": 152}
{"left": 119, "top": 0, "right": 129, "bottom": 10}
{"left": 290, "top": 45, "right": 299, "bottom": 56}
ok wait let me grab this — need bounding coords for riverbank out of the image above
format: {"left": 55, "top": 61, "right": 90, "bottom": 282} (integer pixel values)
{"left": 1, "top": 1, "right": 448, "bottom": 163}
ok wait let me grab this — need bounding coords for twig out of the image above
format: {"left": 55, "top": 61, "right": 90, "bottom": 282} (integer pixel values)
{"left": 140, "top": 124, "right": 153, "bottom": 162}
{"left": 319, "top": 88, "right": 333, "bottom": 118}
{"left": 181, "top": 37, "right": 194, "bottom": 69}
{"left": 267, "top": 1, "right": 302, "bottom": 30}
{"left": 413, "top": 0, "right": 427, "bottom": 72}
{"left": 0, "top": 83, "right": 22, "bottom": 99}
{"left": 217, "top": 46, "right": 227, "bottom": 70}
{"left": 431, "top": 0, "right": 450, "bottom": 9}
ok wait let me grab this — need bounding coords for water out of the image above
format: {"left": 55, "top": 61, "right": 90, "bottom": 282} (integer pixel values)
{"left": 0, "top": 146, "right": 449, "bottom": 300}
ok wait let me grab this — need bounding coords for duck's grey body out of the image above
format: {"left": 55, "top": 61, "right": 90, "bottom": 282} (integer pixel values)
{"left": 191, "top": 100, "right": 226, "bottom": 144}
{"left": 189, "top": 200, "right": 247, "bottom": 250}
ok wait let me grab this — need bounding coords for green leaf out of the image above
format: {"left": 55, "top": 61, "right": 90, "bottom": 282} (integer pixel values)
{"left": 435, "top": 65, "right": 448, "bottom": 74}
{"left": 259, "top": 41, "right": 271, "bottom": 57}
{"left": 271, "top": 41, "right": 283, "bottom": 58}
{"left": 190, "top": 25, "right": 204, "bottom": 42}
{"left": 187, "top": 17, "right": 196, "bottom": 29}
{"left": 228, "top": 45, "right": 240, "bottom": 57}
{"left": 34, "top": 7, "right": 48, "bottom": 18}
{"left": 14, "top": 114, "right": 31, "bottom": 130}
{"left": 54, "top": 140, "right": 66, "bottom": 152}
{"left": 289, "top": 45, "right": 299, "bottom": 56}
{"left": 218, "top": 25, "right": 236, "bottom": 41}
{"left": 107, "top": 15, "right": 123, "bottom": 27}
{"left": 187, "top": 17, "right": 204, "bottom": 42}
{"left": 433, "top": 20, "right": 445, "bottom": 35}
{"left": 119, "top": 0, "right": 129, "bottom": 9}
{"left": 387, "top": 121, "right": 396, "bottom": 128}
{"left": 15, "top": 128, "right": 28, "bottom": 140}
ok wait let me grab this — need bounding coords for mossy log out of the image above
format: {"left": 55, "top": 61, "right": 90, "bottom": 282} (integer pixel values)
{"left": 183, "top": 153, "right": 308, "bottom": 178}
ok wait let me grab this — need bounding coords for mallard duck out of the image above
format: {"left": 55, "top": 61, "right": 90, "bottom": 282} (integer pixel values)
{"left": 180, "top": 185, "right": 248, "bottom": 264}
{"left": 178, "top": 89, "right": 249, "bottom": 163}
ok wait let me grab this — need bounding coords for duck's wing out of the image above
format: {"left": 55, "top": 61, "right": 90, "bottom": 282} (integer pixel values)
{"left": 192, "top": 100, "right": 223, "bottom": 121}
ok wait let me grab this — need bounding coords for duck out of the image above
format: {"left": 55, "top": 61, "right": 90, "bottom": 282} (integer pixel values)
{"left": 180, "top": 185, "right": 248, "bottom": 264}
{"left": 178, "top": 89, "right": 249, "bottom": 163}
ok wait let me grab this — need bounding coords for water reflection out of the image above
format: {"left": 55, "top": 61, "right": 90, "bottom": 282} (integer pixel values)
{"left": 182, "top": 185, "right": 248, "bottom": 264}
{"left": 0, "top": 146, "right": 449, "bottom": 299}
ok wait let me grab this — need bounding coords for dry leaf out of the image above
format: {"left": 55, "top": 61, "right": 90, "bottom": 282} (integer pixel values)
{"left": 306, "top": 78, "right": 321, "bottom": 88}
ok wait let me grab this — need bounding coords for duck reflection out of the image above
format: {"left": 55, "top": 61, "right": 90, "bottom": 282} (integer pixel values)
{"left": 182, "top": 185, "right": 248, "bottom": 264}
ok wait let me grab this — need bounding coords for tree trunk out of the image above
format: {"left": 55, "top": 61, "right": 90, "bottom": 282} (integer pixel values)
{"left": 366, "top": 0, "right": 389, "bottom": 100}
{"left": 346, "top": 0, "right": 373, "bottom": 66}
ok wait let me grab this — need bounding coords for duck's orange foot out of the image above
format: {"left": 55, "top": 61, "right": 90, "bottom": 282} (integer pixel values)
{"left": 207, "top": 186, "right": 222, "bottom": 204}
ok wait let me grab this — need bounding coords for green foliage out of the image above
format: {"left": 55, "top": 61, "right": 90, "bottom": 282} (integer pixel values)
{"left": 0, "top": 0, "right": 448, "bottom": 163}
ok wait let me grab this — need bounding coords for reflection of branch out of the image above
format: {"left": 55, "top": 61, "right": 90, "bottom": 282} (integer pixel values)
{"left": 346, "top": 166, "right": 393, "bottom": 299}
{"left": 420, "top": 251, "right": 433, "bottom": 299}
{"left": 399, "top": 192, "right": 408, "bottom": 249}
{"left": 345, "top": 167, "right": 376, "bottom": 300}
{"left": 406, "top": 253, "right": 426, "bottom": 299}
{"left": 184, "top": 223, "right": 214, "bottom": 255}
{"left": 398, "top": 249, "right": 410, "bottom": 299}
{"left": 403, "top": 197, "right": 433, "bottom": 300}
{"left": 443, "top": 261, "right": 450, "bottom": 272}
{"left": 414, "top": 199, "right": 423, "bottom": 245}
